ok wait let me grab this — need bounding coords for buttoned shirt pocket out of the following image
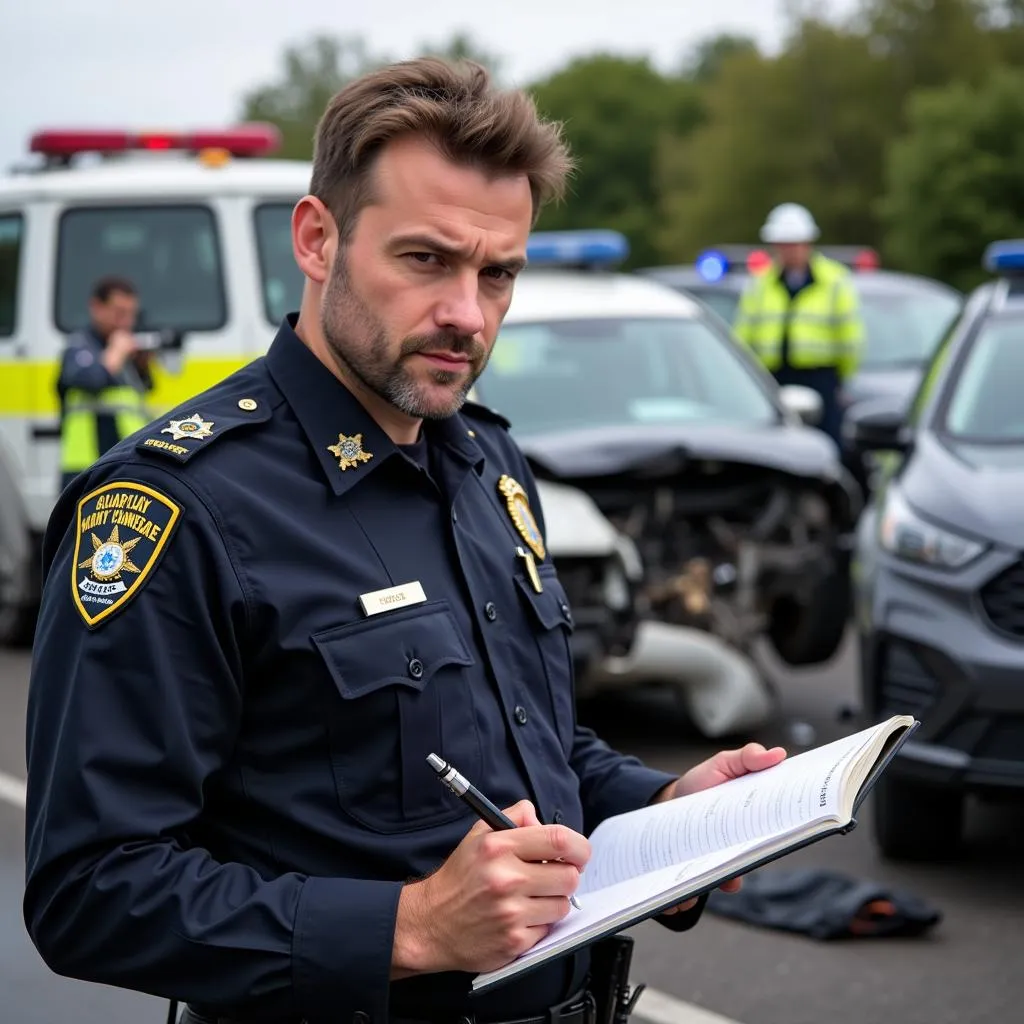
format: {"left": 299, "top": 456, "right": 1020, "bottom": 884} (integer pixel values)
{"left": 312, "top": 600, "right": 482, "bottom": 833}
{"left": 514, "top": 564, "right": 576, "bottom": 755}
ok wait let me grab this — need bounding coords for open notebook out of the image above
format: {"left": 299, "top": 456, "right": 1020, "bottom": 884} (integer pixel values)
{"left": 472, "top": 714, "right": 918, "bottom": 992}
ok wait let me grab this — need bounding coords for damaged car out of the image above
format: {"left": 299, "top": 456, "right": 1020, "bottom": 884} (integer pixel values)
{"left": 474, "top": 231, "right": 862, "bottom": 733}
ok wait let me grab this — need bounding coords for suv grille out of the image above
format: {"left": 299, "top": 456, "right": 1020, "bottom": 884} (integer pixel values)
{"left": 979, "top": 560, "right": 1024, "bottom": 638}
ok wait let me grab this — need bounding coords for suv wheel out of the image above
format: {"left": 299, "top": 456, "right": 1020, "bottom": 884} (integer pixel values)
{"left": 767, "top": 562, "right": 851, "bottom": 666}
{"left": 872, "top": 774, "right": 964, "bottom": 861}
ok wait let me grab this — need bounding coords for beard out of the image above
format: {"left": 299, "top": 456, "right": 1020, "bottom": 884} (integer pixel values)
{"left": 320, "top": 257, "right": 489, "bottom": 420}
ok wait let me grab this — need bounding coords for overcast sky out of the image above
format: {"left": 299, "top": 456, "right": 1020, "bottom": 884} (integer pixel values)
{"left": 1, "top": 0, "right": 851, "bottom": 172}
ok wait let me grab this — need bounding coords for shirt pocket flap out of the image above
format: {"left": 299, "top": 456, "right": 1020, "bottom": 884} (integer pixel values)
{"left": 312, "top": 600, "right": 474, "bottom": 699}
{"left": 514, "top": 566, "right": 575, "bottom": 633}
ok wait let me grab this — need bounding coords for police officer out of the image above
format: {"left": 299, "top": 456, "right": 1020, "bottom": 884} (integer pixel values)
{"left": 56, "top": 275, "right": 153, "bottom": 490}
{"left": 733, "top": 203, "right": 865, "bottom": 448}
{"left": 24, "top": 58, "right": 786, "bottom": 1024}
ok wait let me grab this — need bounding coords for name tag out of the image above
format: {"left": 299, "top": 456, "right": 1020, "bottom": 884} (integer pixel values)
{"left": 358, "top": 581, "right": 427, "bottom": 617}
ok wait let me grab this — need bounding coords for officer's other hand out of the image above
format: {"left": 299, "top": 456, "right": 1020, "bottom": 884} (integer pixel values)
{"left": 101, "top": 329, "right": 139, "bottom": 373}
{"left": 392, "top": 799, "right": 590, "bottom": 977}
{"left": 654, "top": 742, "right": 787, "bottom": 914}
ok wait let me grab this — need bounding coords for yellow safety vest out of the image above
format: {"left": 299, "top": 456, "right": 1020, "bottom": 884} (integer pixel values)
{"left": 60, "top": 384, "right": 151, "bottom": 473}
{"left": 733, "top": 253, "right": 864, "bottom": 380}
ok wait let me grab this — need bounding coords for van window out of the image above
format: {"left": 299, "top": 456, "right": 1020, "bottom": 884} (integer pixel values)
{"left": 55, "top": 205, "right": 226, "bottom": 333}
{"left": 254, "top": 202, "right": 304, "bottom": 324}
{"left": 0, "top": 213, "right": 23, "bottom": 336}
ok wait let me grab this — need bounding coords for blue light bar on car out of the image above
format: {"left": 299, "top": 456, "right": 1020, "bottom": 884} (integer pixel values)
{"left": 526, "top": 230, "right": 630, "bottom": 268}
{"left": 983, "top": 239, "right": 1024, "bottom": 275}
{"left": 695, "top": 249, "right": 729, "bottom": 283}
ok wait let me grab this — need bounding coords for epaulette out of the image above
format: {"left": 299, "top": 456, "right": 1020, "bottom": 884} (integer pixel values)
{"left": 136, "top": 392, "right": 273, "bottom": 465}
{"left": 461, "top": 399, "right": 512, "bottom": 431}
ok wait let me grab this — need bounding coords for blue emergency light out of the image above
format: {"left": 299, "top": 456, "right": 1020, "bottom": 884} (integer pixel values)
{"left": 526, "top": 229, "right": 629, "bottom": 268}
{"left": 983, "top": 239, "right": 1024, "bottom": 275}
{"left": 695, "top": 249, "right": 729, "bottom": 283}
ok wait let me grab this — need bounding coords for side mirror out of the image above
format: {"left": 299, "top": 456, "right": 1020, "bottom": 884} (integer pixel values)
{"left": 845, "top": 396, "right": 910, "bottom": 454}
{"left": 779, "top": 384, "right": 823, "bottom": 425}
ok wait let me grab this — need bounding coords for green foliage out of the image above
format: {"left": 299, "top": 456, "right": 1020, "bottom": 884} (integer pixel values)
{"left": 235, "top": 4, "right": 1024, "bottom": 285}
{"left": 528, "top": 55, "right": 702, "bottom": 268}
{"left": 239, "top": 35, "right": 387, "bottom": 160}
{"left": 879, "top": 66, "right": 1024, "bottom": 290}
{"left": 657, "top": 22, "right": 894, "bottom": 260}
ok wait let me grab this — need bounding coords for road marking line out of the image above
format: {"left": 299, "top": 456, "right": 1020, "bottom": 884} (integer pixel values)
{"left": 635, "top": 987, "right": 745, "bottom": 1024}
{"left": 0, "top": 769, "right": 27, "bottom": 809}
{"left": 0, "top": 769, "right": 743, "bottom": 1024}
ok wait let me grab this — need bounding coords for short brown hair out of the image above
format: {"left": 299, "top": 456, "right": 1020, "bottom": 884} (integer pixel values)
{"left": 309, "top": 57, "right": 574, "bottom": 240}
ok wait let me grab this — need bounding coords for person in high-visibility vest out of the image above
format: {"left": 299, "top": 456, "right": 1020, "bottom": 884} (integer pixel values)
{"left": 733, "top": 203, "right": 864, "bottom": 447}
{"left": 57, "top": 276, "right": 154, "bottom": 490}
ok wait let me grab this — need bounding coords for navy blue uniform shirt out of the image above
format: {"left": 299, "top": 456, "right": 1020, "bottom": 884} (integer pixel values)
{"left": 25, "top": 315, "right": 693, "bottom": 1024}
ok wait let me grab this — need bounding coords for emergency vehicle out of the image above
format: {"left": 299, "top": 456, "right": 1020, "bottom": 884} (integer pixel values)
{"left": 0, "top": 125, "right": 310, "bottom": 643}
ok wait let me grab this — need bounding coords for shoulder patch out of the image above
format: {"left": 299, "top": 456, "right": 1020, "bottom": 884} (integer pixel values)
{"left": 71, "top": 481, "right": 182, "bottom": 628}
{"left": 136, "top": 397, "right": 272, "bottom": 464}
{"left": 461, "top": 400, "right": 511, "bottom": 430}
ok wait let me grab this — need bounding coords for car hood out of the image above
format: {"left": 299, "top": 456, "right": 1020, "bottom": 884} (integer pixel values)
{"left": 844, "top": 366, "right": 923, "bottom": 408}
{"left": 903, "top": 434, "right": 1024, "bottom": 548}
{"left": 516, "top": 421, "right": 842, "bottom": 482}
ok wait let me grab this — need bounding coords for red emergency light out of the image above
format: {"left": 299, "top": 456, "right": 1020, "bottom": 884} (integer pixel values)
{"left": 29, "top": 124, "right": 282, "bottom": 160}
{"left": 853, "top": 248, "right": 879, "bottom": 271}
{"left": 746, "top": 249, "right": 772, "bottom": 273}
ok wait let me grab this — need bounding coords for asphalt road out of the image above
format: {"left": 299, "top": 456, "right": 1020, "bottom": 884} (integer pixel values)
{"left": 1, "top": 636, "right": 1021, "bottom": 1024}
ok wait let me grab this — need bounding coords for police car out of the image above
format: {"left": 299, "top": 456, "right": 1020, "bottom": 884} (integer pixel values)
{"left": 473, "top": 230, "right": 862, "bottom": 736}
{"left": 847, "top": 240, "right": 1024, "bottom": 860}
{"left": 0, "top": 125, "right": 313, "bottom": 644}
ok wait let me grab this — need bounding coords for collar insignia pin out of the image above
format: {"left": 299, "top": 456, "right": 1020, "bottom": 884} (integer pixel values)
{"left": 161, "top": 413, "right": 214, "bottom": 441}
{"left": 328, "top": 432, "right": 374, "bottom": 471}
{"left": 498, "top": 474, "right": 545, "bottom": 561}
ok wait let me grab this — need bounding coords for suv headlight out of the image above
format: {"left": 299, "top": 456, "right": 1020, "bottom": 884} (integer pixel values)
{"left": 879, "top": 487, "right": 986, "bottom": 569}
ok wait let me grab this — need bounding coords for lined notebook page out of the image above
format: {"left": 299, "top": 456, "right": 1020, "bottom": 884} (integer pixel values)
{"left": 579, "top": 727, "right": 870, "bottom": 895}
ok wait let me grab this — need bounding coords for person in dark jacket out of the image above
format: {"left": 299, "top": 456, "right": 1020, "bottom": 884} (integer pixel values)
{"left": 56, "top": 275, "right": 153, "bottom": 490}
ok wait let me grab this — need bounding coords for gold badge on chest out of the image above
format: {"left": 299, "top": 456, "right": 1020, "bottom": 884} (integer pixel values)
{"left": 497, "top": 474, "right": 545, "bottom": 561}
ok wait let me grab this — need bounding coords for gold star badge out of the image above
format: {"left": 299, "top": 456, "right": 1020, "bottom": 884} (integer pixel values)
{"left": 162, "top": 413, "right": 214, "bottom": 441}
{"left": 328, "top": 432, "right": 373, "bottom": 471}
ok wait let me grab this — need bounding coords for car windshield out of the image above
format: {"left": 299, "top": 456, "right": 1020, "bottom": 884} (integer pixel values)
{"left": 858, "top": 289, "right": 962, "bottom": 370}
{"left": 942, "top": 314, "right": 1024, "bottom": 442}
{"left": 475, "top": 316, "right": 779, "bottom": 436}
{"left": 684, "top": 286, "right": 741, "bottom": 324}
{"left": 254, "top": 202, "right": 304, "bottom": 324}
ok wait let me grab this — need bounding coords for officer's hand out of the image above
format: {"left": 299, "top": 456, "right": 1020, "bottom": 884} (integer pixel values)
{"left": 101, "top": 329, "right": 139, "bottom": 373}
{"left": 392, "top": 800, "right": 590, "bottom": 977}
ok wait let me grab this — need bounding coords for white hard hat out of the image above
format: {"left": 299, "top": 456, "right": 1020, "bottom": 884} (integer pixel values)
{"left": 759, "top": 203, "right": 820, "bottom": 244}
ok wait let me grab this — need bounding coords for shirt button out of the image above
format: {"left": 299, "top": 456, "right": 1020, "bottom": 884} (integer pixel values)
{"left": 452, "top": 508, "right": 459, "bottom": 523}
{"left": 553, "top": 809, "right": 564, "bottom": 824}
{"left": 514, "top": 705, "right": 528, "bottom": 725}
{"left": 408, "top": 658, "right": 424, "bottom": 680}
{"left": 484, "top": 601, "right": 498, "bottom": 621}
{"left": 560, "top": 602, "right": 572, "bottom": 623}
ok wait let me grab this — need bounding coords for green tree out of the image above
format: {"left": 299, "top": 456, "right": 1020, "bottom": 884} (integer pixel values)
{"left": 527, "top": 55, "right": 702, "bottom": 268}
{"left": 417, "top": 31, "right": 504, "bottom": 77}
{"left": 656, "top": 21, "right": 893, "bottom": 261}
{"left": 681, "top": 33, "right": 759, "bottom": 83}
{"left": 879, "top": 66, "right": 1024, "bottom": 290}
{"left": 239, "top": 34, "right": 388, "bottom": 160}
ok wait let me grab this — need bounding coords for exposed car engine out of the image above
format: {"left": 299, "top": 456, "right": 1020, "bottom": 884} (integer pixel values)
{"left": 524, "top": 427, "right": 861, "bottom": 668}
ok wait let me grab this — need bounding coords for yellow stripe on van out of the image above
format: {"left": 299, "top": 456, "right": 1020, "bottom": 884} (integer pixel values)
{"left": 0, "top": 357, "right": 254, "bottom": 417}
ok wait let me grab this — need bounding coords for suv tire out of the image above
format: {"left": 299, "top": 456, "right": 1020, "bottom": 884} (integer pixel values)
{"left": 872, "top": 774, "right": 964, "bottom": 861}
